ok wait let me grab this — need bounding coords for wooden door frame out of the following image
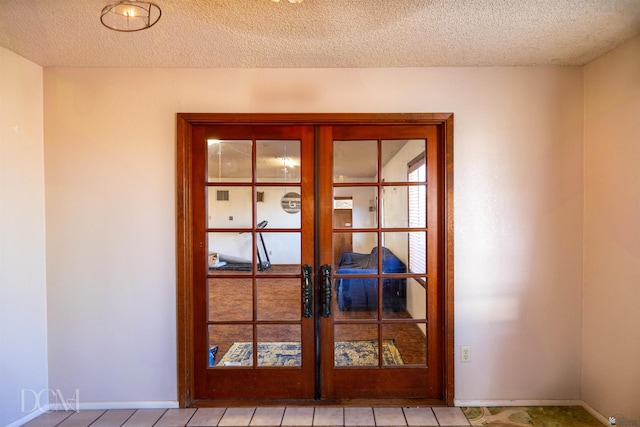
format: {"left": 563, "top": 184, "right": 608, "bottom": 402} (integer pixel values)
{"left": 176, "top": 113, "right": 454, "bottom": 407}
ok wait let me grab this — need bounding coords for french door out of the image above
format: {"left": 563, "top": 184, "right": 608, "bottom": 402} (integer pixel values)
{"left": 177, "top": 114, "right": 454, "bottom": 406}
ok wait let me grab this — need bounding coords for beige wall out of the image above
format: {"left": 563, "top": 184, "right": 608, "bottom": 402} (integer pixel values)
{"left": 43, "top": 65, "right": 585, "bottom": 405}
{"left": 0, "top": 47, "right": 48, "bottom": 426}
{"left": 583, "top": 35, "right": 640, "bottom": 420}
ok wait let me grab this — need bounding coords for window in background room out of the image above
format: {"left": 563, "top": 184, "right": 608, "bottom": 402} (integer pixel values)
{"left": 408, "top": 153, "right": 426, "bottom": 276}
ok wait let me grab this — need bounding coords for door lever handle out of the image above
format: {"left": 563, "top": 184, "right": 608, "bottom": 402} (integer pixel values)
{"left": 321, "top": 264, "right": 332, "bottom": 318}
{"left": 302, "top": 264, "right": 313, "bottom": 318}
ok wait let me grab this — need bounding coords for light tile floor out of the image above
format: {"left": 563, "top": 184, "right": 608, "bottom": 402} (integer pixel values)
{"left": 23, "top": 407, "right": 471, "bottom": 427}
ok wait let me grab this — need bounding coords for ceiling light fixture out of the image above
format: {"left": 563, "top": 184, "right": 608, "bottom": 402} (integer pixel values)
{"left": 101, "top": 1, "right": 161, "bottom": 32}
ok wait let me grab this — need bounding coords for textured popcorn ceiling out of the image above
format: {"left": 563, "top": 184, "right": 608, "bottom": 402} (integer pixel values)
{"left": 0, "top": 0, "right": 639, "bottom": 68}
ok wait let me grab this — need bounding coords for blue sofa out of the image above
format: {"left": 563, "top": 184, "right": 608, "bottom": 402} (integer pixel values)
{"left": 335, "top": 247, "right": 407, "bottom": 312}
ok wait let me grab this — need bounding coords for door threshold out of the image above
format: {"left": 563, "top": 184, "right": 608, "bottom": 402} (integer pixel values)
{"left": 189, "top": 398, "right": 448, "bottom": 408}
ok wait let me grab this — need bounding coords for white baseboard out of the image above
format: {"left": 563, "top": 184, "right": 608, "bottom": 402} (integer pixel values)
{"left": 453, "top": 399, "right": 609, "bottom": 425}
{"left": 580, "top": 401, "right": 611, "bottom": 426}
{"left": 48, "top": 401, "right": 179, "bottom": 410}
{"left": 5, "top": 407, "right": 49, "bottom": 427}
{"left": 454, "top": 399, "right": 584, "bottom": 407}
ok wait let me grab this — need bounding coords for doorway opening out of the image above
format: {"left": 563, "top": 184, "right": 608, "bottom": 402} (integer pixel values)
{"left": 176, "top": 113, "right": 454, "bottom": 407}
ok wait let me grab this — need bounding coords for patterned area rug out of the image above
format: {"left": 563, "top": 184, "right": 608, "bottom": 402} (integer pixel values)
{"left": 216, "top": 339, "right": 404, "bottom": 367}
{"left": 462, "top": 406, "right": 605, "bottom": 427}
{"left": 335, "top": 339, "right": 404, "bottom": 366}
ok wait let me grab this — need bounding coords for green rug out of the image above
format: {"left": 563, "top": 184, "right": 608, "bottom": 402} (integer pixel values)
{"left": 216, "top": 339, "right": 404, "bottom": 367}
{"left": 462, "top": 406, "right": 605, "bottom": 427}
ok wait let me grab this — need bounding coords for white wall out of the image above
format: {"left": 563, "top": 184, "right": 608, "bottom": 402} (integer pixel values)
{"left": 450, "top": 67, "right": 584, "bottom": 401}
{"left": 0, "top": 47, "right": 48, "bottom": 426}
{"left": 43, "top": 65, "right": 584, "bottom": 405}
{"left": 582, "top": 35, "right": 640, "bottom": 420}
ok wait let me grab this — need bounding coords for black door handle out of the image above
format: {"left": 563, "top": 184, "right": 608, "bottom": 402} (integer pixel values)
{"left": 321, "top": 264, "right": 332, "bottom": 318}
{"left": 302, "top": 264, "right": 313, "bottom": 318}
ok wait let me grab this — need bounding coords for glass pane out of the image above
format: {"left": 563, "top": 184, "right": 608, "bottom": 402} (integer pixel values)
{"left": 207, "top": 232, "right": 254, "bottom": 275}
{"left": 333, "top": 232, "right": 378, "bottom": 267}
{"left": 257, "top": 232, "right": 300, "bottom": 275}
{"left": 208, "top": 278, "right": 252, "bottom": 322}
{"left": 379, "top": 184, "right": 426, "bottom": 229}
{"left": 334, "top": 324, "right": 379, "bottom": 367}
{"left": 257, "top": 324, "right": 301, "bottom": 367}
{"left": 380, "top": 275, "right": 407, "bottom": 313}
{"left": 381, "top": 232, "right": 419, "bottom": 274}
{"left": 207, "top": 139, "right": 252, "bottom": 183}
{"left": 256, "top": 186, "right": 301, "bottom": 229}
{"left": 380, "top": 185, "right": 407, "bottom": 228}
{"left": 385, "top": 229, "right": 425, "bottom": 277}
{"left": 256, "top": 140, "right": 300, "bottom": 183}
{"left": 334, "top": 140, "right": 377, "bottom": 183}
{"left": 381, "top": 139, "right": 425, "bottom": 183}
{"left": 208, "top": 324, "right": 253, "bottom": 367}
{"left": 382, "top": 323, "right": 426, "bottom": 366}
{"left": 334, "top": 276, "right": 378, "bottom": 319}
{"left": 257, "top": 278, "right": 300, "bottom": 321}
{"left": 387, "top": 277, "right": 427, "bottom": 321}
{"left": 334, "top": 232, "right": 378, "bottom": 316}
{"left": 333, "top": 187, "right": 377, "bottom": 228}
{"left": 207, "top": 186, "right": 253, "bottom": 229}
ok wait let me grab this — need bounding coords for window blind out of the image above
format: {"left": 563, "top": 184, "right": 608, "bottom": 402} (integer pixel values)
{"left": 408, "top": 155, "right": 426, "bottom": 275}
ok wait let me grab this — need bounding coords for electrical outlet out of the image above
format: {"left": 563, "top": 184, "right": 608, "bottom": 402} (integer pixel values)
{"left": 461, "top": 346, "right": 471, "bottom": 362}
